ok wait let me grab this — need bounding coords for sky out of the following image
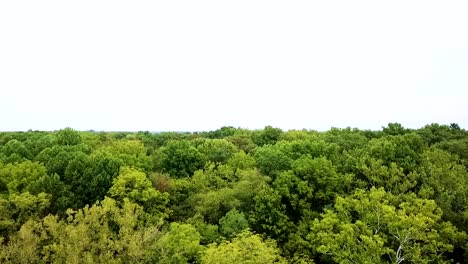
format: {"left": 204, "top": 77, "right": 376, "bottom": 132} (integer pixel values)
{"left": 0, "top": 1, "right": 467, "bottom": 132}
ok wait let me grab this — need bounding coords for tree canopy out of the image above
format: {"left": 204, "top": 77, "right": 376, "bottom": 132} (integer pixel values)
{"left": 1, "top": 124, "right": 468, "bottom": 263}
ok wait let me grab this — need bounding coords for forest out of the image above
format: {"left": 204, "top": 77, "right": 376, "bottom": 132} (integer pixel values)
{"left": 0, "top": 123, "right": 467, "bottom": 263}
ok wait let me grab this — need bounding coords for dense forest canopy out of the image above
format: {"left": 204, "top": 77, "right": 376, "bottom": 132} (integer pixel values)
{"left": 0, "top": 123, "right": 467, "bottom": 263}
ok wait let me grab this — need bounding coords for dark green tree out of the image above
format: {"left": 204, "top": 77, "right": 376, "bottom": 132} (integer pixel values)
{"left": 253, "top": 126, "right": 283, "bottom": 146}
{"left": 55, "top": 128, "right": 82, "bottom": 146}
{"left": 157, "top": 140, "right": 205, "bottom": 178}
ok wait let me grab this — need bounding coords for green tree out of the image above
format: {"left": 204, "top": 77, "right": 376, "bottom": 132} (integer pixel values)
{"left": 355, "top": 156, "right": 419, "bottom": 194}
{"left": 201, "top": 230, "right": 287, "bottom": 264}
{"left": 250, "top": 187, "right": 291, "bottom": 242}
{"left": 279, "top": 129, "right": 316, "bottom": 142}
{"left": 197, "top": 139, "right": 238, "bottom": 164}
{"left": 55, "top": 127, "right": 82, "bottom": 146}
{"left": 0, "top": 161, "right": 49, "bottom": 194}
{"left": 434, "top": 138, "right": 468, "bottom": 166}
{"left": 153, "top": 223, "right": 203, "bottom": 264}
{"left": 254, "top": 145, "right": 292, "bottom": 177}
{"left": 186, "top": 213, "right": 221, "bottom": 245}
{"left": 35, "top": 144, "right": 91, "bottom": 177}
{"left": 0, "top": 192, "right": 50, "bottom": 239}
{"left": 417, "top": 148, "right": 468, "bottom": 231}
{"left": 225, "top": 131, "right": 257, "bottom": 153}
{"left": 188, "top": 168, "right": 269, "bottom": 225}
{"left": 0, "top": 162, "right": 54, "bottom": 237}
{"left": 203, "top": 126, "right": 238, "bottom": 139}
{"left": 275, "top": 139, "right": 340, "bottom": 161}
{"left": 226, "top": 151, "right": 256, "bottom": 172}
{"left": 23, "top": 132, "right": 55, "bottom": 157}
{"left": 320, "top": 127, "right": 369, "bottom": 152}
{"left": 77, "top": 151, "right": 123, "bottom": 206}
{"left": 382, "top": 122, "right": 409, "bottom": 136}
{"left": 109, "top": 167, "right": 170, "bottom": 222}
{"left": 192, "top": 187, "right": 241, "bottom": 224}
{"left": 157, "top": 140, "right": 205, "bottom": 178}
{"left": 98, "top": 139, "right": 152, "bottom": 171}
{"left": 1, "top": 197, "right": 161, "bottom": 264}
{"left": 253, "top": 126, "right": 283, "bottom": 147}
{"left": 310, "top": 188, "right": 464, "bottom": 263}
{"left": 1, "top": 139, "right": 32, "bottom": 162}
{"left": 416, "top": 123, "right": 465, "bottom": 146}
{"left": 219, "top": 209, "right": 249, "bottom": 239}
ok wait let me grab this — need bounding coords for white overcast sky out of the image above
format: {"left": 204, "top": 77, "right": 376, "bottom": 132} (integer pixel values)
{"left": 0, "top": 1, "right": 467, "bottom": 132}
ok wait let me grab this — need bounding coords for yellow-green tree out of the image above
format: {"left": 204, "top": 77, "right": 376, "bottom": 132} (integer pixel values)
{"left": 201, "top": 230, "right": 287, "bottom": 264}
{"left": 0, "top": 197, "right": 161, "bottom": 264}
{"left": 310, "top": 188, "right": 464, "bottom": 263}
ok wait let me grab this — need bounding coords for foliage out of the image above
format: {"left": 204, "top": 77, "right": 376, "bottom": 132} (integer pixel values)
{"left": 98, "top": 139, "right": 152, "bottom": 171}
{"left": 1, "top": 124, "right": 467, "bottom": 263}
{"left": 0, "top": 198, "right": 161, "bottom": 264}
{"left": 55, "top": 127, "right": 82, "bottom": 146}
{"left": 201, "top": 230, "right": 287, "bottom": 264}
{"left": 310, "top": 188, "right": 464, "bottom": 263}
{"left": 197, "top": 139, "right": 238, "bottom": 164}
{"left": 254, "top": 145, "right": 292, "bottom": 176}
{"left": 153, "top": 223, "right": 203, "bottom": 264}
{"left": 109, "top": 167, "right": 170, "bottom": 221}
{"left": 157, "top": 140, "right": 205, "bottom": 178}
{"left": 219, "top": 209, "right": 249, "bottom": 238}
{"left": 253, "top": 126, "right": 283, "bottom": 147}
